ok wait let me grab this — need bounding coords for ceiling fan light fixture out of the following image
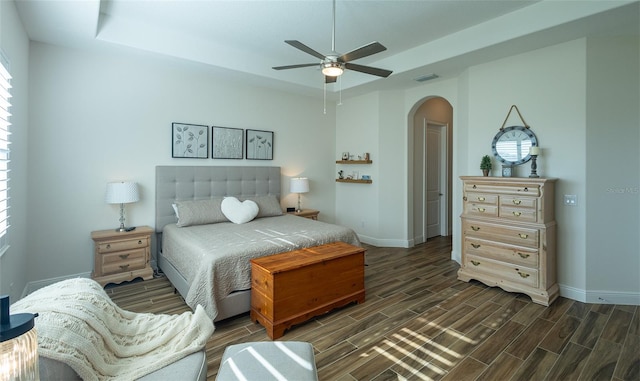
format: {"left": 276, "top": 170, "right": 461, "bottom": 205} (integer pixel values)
{"left": 322, "top": 62, "right": 344, "bottom": 77}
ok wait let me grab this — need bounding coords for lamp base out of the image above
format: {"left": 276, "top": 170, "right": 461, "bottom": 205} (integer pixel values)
{"left": 115, "top": 226, "right": 136, "bottom": 232}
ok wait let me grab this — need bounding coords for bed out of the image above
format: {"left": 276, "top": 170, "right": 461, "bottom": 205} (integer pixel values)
{"left": 155, "top": 166, "right": 361, "bottom": 321}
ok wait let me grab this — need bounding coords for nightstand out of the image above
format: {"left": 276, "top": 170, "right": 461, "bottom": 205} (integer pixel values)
{"left": 91, "top": 226, "right": 153, "bottom": 287}
{"left": 288, "top": 209, "right": 319, "bottom": 220}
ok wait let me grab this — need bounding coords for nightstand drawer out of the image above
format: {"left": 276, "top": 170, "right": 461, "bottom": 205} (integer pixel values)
{"left": 101, "top": 248, "right": 147, "bottom": 275}
{"left": 97, "top": 236, "right": 149, "bottom": 253}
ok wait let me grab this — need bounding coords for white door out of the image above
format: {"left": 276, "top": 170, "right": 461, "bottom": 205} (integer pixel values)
{"left": 425, "top": 124, "right": 443, "bottom": 238}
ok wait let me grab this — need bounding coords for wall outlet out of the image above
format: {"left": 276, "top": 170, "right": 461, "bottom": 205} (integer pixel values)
{"left": 564, "top": 194, "right": 577, "bottom": 206}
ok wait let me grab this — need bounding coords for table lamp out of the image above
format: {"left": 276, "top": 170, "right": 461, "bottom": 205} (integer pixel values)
{"left": 0, "top": 295, "right": 39, "bottom": 380}
{"left": 105, "top": 181, "right": 140, "bottom": 232}
{"left": 290, "top": 177, "right": 309, "bottom": 213}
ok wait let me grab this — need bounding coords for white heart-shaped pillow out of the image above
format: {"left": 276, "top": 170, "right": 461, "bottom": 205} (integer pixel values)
{"left": 221, "top": 197, "right": 259, "bottom": 224}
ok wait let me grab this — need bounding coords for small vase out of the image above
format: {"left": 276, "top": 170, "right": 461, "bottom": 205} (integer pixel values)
{"left": 482, "top": 169, "right": 489, "bottom": 177}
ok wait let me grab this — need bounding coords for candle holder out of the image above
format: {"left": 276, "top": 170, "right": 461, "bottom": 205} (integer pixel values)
{"left": 529, "top": 147, "right": 541, "bottom": 178}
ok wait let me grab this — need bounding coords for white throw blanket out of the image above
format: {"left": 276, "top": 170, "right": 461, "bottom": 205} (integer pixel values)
{"left": 11, "top": 278, "right": 214, "bottom": 381}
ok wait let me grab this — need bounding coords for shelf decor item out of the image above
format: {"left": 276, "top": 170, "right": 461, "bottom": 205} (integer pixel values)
{"left": 480, "top": 155, "right": 492, "bottom": 176}
{"left": 105, "top": 181, "right": 140, "bottom": 232}
{"left": 529, "top": 146, "right": 541, "bottom": 178}
{"left": 172, "top": 122, "right": 208, "bottom": 158}
{"left": 290, "top": 177, "right": 310, "bottom": 212}
{"left": 0, "top": 295, "right": 39, "bottom": 380}
{"left": 212, "top": 126, "right": 243, "bottom": 159}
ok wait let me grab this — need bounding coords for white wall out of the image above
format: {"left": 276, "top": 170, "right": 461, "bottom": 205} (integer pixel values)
{"left": 336, "top": 37, "right": 638, "bottom": 304}
{"left": 585, "top": 36, "right": 640, "bottom": 303}
{"left": 462, "top": 39, "right": 589, "bottom": 294}
{"left": 0, "top": 0, "right": 30, "bottom": 301}
{"left": 25, "top": 42, "right": 336, "bottom": 285}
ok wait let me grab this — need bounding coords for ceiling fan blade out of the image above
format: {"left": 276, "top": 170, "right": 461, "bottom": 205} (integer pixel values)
{"left": 273, "top": 63, "right": 319, "bottom": 70}
{"left": 338, "top": 42, "right": 387, "bottom": 63}
{"left": 285, "top": 40, "right": 326, "bottom": 60}
{"left": 325, "top": 75, "right": 337, "bottom": 84}
{"left": 345, "top": 62, "right": 392, "bottom": 78}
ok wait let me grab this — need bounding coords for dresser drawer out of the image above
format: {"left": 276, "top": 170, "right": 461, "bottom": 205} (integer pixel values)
{"left": 465, "top": 203, "right": 498, "bottom": 217}
{"left": 500, "top": 196, "right": 537, "bottom": 209}
{"left": 100, "top": 248, "right": 147, "bottom": 275}
{"left": 465, "top": 192, "right": 498, "bottom": 205}
{"left": 465, "top": 254, "right": 539, "bottom": 288}
{"left": 464, "top": 183, "right": 541, "bottom": 197}
{"left": 97, "top": 236, "right": 150, "bottom": 253}
{"left": 464, "top": 238, "right": 538, "bottom": 267}
{"left": 463, "top": 220, "right": 539, "bottom": 248}
{"left": 500, "top": 206, "right": 537, "bottom": 223}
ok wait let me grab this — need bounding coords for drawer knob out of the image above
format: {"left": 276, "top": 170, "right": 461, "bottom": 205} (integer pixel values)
{"left": 471, "top": 226, "right": 480, "bottom": 231}
{"left": 106, "top": 244, "right": 111, "bottom": 249}
{"left": 471, "top": 260, "right": 481, "bottom": 266}
{"left": 471, "top": 243, "right": 481, "bottom": 249}
{"left": 477, "top": 197, "right": 485, "bottom": 201}
{"left": 119, "top": 264, "right": 130, "bottom": 270}
{"left": 517, "top": 271, "right": 530, "bottom": 278}
{"left": 463, "top": 196, "right": 468, "bottom": 201}
{"left": 472, "top": 185, "right": 477, "bottom": 189}
{"left": 513, "top": 211, "right": 522, "bottom": 217}
{"left": 517, "top": 253, "right": 530, "bottom": 259}
{"left": 119, "top": 254, "right": 130, "bottom": 259}
{"left": 477, "top": 208, "right": 486, "bottom": 212}
{"left": 512, "top": 199, "right": 522, "bottom": 205}
{"left": 138, "top": 240, "right": 143, "bottom": 245}
{"left": 518, "top": 233, "right": 529, "bottom": 239}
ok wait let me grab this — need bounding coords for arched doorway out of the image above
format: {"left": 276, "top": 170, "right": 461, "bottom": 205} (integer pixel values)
{"left": 408, "top": 96, "right": 453, "bottom": 246}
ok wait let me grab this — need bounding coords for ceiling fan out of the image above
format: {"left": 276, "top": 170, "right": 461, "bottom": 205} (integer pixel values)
{"left": 273, "top": 0, "right": 392, "bottom": 83}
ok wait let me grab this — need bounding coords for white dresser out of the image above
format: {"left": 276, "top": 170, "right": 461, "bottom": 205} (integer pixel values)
{"left": 458, "top": 176, "right": 558, "bottom": 305}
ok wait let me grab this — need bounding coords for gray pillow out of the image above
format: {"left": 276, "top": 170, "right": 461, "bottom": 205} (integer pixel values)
{"left": 174, "top": 198, "right": 228, "bottom": 227}
{"left": 242, "top": 195, "right": 283, "bottom": 218}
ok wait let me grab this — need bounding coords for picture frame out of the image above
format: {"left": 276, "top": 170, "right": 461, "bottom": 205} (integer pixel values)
{"left": 172, "top": 122, "right": 208, "bottom": 159}
{"left": 212, "top": 126, "right": 243, "bottom": 159}
{"left": 246, "top": 129, "right": 274, "bottom": 160}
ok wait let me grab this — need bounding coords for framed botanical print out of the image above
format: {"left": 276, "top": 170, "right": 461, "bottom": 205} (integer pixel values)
{"left": 246, "top": 129, "right": 273, "bottom": 160}
{"left": 212, "top": 126, "right": 243, "bottom": 159}
{"left": 172, "top": 122, "right": 208, "bottom": 158}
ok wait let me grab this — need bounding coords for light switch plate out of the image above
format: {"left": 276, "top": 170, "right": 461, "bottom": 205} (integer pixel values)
{"left": 564, "top": 195, "right": 577, "bottom": 206}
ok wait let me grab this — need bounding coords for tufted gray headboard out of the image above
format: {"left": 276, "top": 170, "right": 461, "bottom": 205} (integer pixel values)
{"left": 155, "top": 166, "right": 281, "bottom": 233}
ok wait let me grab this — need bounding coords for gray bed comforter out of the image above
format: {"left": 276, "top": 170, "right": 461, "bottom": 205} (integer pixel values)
{"left": 161, "top": 214, "right": 361, "bottom": 320}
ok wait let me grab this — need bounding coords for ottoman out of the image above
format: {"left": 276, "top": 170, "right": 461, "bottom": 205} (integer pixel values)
{"left": 216, "top": 341, "right": 318, "bottom": 381}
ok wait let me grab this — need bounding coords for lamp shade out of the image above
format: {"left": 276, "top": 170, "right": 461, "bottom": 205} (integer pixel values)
{"left": 290, "top": 178, "right": 309, "bottom": 194}
{"left": 105, "top": 182, "right": 140, "bottom": 204}
{"left": 529, "top": 147, "right": 541, "bottom": 156}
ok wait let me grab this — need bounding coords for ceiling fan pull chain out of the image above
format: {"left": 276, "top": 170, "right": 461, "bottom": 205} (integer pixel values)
{"left": 323, "top": 81, "right": 327, "bottom": 114}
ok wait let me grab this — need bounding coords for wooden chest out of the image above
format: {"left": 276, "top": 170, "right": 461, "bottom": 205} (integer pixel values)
{"left": 250, "top": 242, "right": 365, "bottom": 339}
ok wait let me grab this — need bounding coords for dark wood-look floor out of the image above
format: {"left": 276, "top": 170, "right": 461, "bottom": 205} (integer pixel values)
{"left": 107, "top": 236, "right": 639, "bottom": 381}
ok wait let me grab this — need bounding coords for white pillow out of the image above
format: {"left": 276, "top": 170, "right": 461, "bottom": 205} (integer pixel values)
{"left": 221, "top": 197, "right": 259, "bottom": 224}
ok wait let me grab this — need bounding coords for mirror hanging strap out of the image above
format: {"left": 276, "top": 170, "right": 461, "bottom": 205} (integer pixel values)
{"left": 500, "top": 105, "right": 530, "bottom": 130}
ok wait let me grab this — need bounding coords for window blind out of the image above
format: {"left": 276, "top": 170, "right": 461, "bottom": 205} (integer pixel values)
{"left": 0, "top": 49, "right": 11, "bottom": 255}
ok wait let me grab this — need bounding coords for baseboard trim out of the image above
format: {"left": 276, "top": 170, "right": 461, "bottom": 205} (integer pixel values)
{"left": 22, "top": 272, "right": 91, "bottom": 298}
{"left": 559, "top": 284, "right": 640, "bottom": 305}
{"left": 358, "top": 234, "right": 411, "bottom": 248}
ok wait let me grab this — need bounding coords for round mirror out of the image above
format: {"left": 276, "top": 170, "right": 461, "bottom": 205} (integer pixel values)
{"left": 491, "top": 125, "right": 538, "bottom": 165}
